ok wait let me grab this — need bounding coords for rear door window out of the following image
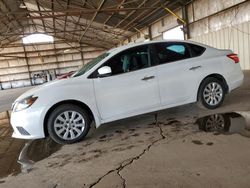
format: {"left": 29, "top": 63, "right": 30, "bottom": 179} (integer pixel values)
{"left": 153, "top": 43, "right": 191, "bottom": 64}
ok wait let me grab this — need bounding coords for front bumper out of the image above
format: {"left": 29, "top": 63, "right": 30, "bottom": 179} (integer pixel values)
{"left": 11, "top": 107, "right": 46, "bottom": 139}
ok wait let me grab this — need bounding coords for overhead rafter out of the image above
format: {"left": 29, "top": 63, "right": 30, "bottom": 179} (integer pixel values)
{"left": 116, "top": 0, "right": 184, "bottom": 38}
{"left": 103, "top": 0, "right": 126, "bottom": 26}
{"left": 78, "top": 0, "right": 106, "bottom": 43}
{"left": 0, "top": 0, "right": 191, "bottom": 48}
{"left": 63, "top": 0, "right": 70, "bottom": 38}
{"left": 0, "top": 6, "right": 167, "bottom": 16}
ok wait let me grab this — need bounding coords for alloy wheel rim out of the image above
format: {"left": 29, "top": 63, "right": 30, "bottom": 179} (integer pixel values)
{"left": 203, "top": 82, "right": 223, "bottom": 106}
{"left": 54, "top": 111, "right": 85, "bottom": 140}
{"left": 205, "top": 114, "right": 225, "bottom": 131}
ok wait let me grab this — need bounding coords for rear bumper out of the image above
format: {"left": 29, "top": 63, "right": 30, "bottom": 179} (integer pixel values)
{"left": 228, "top": 72, "right": 244, "bottom": 92}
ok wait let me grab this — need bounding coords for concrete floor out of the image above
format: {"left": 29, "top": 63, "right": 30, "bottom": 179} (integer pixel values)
{"left": 0, "top": 86, "right": 34, "bottom": 112}
{"left": 0, "top": 71, "right": 250, "bottom": 188}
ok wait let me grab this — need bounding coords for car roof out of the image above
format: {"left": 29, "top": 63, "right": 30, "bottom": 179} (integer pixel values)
{"left": 107, "top": 40, "right": 212, "bottom": 55}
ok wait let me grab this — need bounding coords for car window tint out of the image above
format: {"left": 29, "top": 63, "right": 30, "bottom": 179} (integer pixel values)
{"left": 154, "top": 43, "right": 191, "bottom": 64}
{"left": 102, "top": 45, "right": 150, "bottom": 76}
{"left": 188, "top": 43, "right": 206, "bottom": 57}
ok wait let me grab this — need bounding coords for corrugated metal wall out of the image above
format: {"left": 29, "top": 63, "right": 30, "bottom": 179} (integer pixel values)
{"left": 191, "top": 21, "right": 250, "bottom": 70}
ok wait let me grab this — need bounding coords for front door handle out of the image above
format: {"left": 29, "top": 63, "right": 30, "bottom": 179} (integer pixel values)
{"left": 141, "top": 76, "right": 155, "bottom": 81}
{"left": 189, "top": 66, "right": 202, "bottom": 71}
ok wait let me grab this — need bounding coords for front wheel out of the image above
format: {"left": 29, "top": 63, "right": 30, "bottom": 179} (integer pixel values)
{"left": 47, "top": 104, "right": 91, "bottom": 144}
{"left": 198, "top": 77, "right": 226, "bottom": 109}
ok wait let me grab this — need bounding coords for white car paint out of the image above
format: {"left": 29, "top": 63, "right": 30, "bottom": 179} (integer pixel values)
{"left": 10, "top": 40, "right": 244, "bottom": 140}
{"left": 93, "top": 66, "right": 160, "bottom": 120}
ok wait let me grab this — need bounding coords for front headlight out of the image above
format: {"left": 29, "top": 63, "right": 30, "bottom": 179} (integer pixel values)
{"left": 13, "top": 96, "right": 38, "bottom": 112}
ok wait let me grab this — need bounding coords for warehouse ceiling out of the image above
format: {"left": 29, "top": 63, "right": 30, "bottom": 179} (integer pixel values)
{"left": 0, "top": 0, "right": 190, "bottom": 49}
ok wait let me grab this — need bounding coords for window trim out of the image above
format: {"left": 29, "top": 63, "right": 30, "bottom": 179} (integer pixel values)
{"left": 186, "top": 43, "right": 206, "bottom": 58}
{"left": 88, "top": 44, "right": 153, "bottom": 79}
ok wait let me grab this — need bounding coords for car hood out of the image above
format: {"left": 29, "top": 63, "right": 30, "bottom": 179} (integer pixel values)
{"left": 14, "top": 78, "right": 72, "bottom": 102}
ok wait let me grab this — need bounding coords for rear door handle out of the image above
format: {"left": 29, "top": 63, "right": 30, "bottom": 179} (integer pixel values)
{"left": 189, "top": 66, "right": 202, "bottom": 71}
{"left": 141, "top": 76, "right": 155, "bottom": 81}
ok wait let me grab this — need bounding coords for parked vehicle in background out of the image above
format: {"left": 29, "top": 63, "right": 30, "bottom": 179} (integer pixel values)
{"left": 57, "top": 71, "right": 75, "bottom": 80}
{"left": 11, "top": 40, "right": 244, "bottom": 144}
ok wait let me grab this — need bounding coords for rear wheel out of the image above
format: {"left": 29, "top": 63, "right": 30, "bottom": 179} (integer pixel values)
{"left": 198, "top": 77, "right": 226, "bottom": 109}
{"left": 47, "top": 104, "right": 91, "bottom": 144}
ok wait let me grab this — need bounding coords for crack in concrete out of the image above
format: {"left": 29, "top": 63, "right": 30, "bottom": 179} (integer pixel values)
{"left": 154, "top": 113, "right": 166, "bottom": 139}
{"left": 117, "top": 170, "right": 126, "bottom": 188}
{"left": 89, "top": 113, "right": 166, "bottom": 188}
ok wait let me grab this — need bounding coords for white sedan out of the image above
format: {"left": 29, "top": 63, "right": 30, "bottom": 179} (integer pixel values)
{"left": 11, "top": 40, "right": 244, "bottom": 144}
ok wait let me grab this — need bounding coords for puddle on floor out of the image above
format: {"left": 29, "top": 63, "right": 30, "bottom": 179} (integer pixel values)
{"left": 0, "top": 111, "right": 62, "bottom": 178}
{"left": 0, "top": 109, "right": 249, "bottom": 178}
{"left": 196, "top": 112, "right": 250, "bottom": 138}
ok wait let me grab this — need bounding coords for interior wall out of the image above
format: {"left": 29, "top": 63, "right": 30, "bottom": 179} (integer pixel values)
{"left": 191, "top": 21, "right": 250, "bottom": 70}
{"left": 0, "top": 39, "right": 105, "bottom": 90}
{"left": 188, "top": 0, "right": 250, "bottom": 70}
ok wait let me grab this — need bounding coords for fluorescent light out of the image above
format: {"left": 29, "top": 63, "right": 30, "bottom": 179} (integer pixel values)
{"left": 22, "top": 34, "right": 54, "bottom": 44}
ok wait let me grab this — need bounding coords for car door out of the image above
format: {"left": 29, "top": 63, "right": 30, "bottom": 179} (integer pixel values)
{"left": 152, "top": 42, "right": 203, "bottom": 106}
{"left": 91, "top": 45, "right": 161, "bottom": 121}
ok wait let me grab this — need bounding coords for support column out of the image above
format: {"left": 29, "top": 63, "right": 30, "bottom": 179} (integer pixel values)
{"left": 80, "top": 45, "right": 85, "bottom": 66}
{"left": 182, "top": 5, "right": 190, "bottom": 40}
{"left": 22, "top": 45, "right": 33, "bottom": 86}
{"left": 148, "top": 25, "right": 153, "bottom": 41}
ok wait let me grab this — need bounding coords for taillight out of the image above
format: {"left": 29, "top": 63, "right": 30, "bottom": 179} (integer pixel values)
{"left": 227, "top": 54, "right": 239, "bottom": 63}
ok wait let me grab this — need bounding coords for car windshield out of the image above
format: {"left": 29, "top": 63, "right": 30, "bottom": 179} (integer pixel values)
{"left": 73, "top": 52, "right": 109, "bottom": 77}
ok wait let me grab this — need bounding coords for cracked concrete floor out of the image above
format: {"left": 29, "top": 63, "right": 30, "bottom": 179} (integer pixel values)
{"left": 0, "top": 71, "right": 250, "bottom": 188}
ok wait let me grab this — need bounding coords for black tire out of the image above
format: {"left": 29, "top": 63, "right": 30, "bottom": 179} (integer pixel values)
{"left": 197, "top": 77, "right": 226, "bottom": 109}
{"left": 47, "top": 104, "right": 91, "bottom": 144}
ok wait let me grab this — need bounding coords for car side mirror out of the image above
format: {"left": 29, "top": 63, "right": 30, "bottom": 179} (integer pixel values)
{"left": 97, "top": 66, "right": 112, "bottom": 77}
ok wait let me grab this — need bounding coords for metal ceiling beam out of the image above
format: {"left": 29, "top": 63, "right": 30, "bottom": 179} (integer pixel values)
{"left": 103, "top": 0, "right": 126, "bottom": 25}
{"left": 52, "top": 0, "right": 56, "bottom": 36}
{"left": 0, "top": 39, "right": 85, "bottom": 48}
{"left": 32, "top": 22, "right": 117, "bottom": 45}
{"left": 70, "top": 0, "right": 88, "bottom": 41}
{"left": 121, "top": 0, "right": 160, "bottom": 30}
{"left": 111, "top": 0, "right": 160, "bottom": 38}
{"left": 63, "top": 0, "right": 70, "bottom": 38}
{"left": 43, "top": 15, "right": 120, "bottom": 44}
{"left": 36, "top": 0, "right": 46, "bottom": 32}
{"left": 0, "top": 6, "right": 162, "bottom": 16}
{"left": 54, "top": 17, "right": 129, "bottom": 37}
{"left": 78, "top": 0, "right": 106, "bottom": 42}
{"left": 114, "top": 0, "right": 149, "bottom": 29}
{"left": 56, "top": 35, "right": 111, "bottom": 49}
{"left": 125, "top": 0, "right": 181, "bottom": 31}
{"left": 0, "top": 0, "right": 23, "bottom": 33}
{"left": 113, "top": 0, "right": 180, "bottom": 40}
